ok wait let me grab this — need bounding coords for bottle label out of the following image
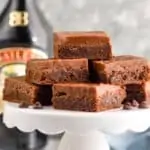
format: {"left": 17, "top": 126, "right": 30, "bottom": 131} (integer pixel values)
{"left": 9, "top": 11, "right": 29, "bottom": 27}
{"left": 0, "top": 47, "right": 48, "bottom": 105}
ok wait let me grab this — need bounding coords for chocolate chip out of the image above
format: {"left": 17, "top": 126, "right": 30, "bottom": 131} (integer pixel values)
{"left": 139, "top": 101, "right": 149, "bottom": 109}
{"left": 33, "top": 102, "right": 43, "bottom": 109}
{"left": 123, "top": 102, "right": 133, "bottom": 110}
{"left": 132, "top": 100, "right": 139, "bottom": 107}
{"left": 19, "top": 102, "right": 29, "bottom": 108}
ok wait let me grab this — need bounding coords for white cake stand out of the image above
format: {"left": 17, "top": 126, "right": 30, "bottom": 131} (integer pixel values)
{"left": 3, "top": 102, "right": 150, "bottom": 150}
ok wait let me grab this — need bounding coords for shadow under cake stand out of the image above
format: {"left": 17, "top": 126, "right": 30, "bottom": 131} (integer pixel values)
{"left": 3, "top": 102, "right": 150, "bottom": 150}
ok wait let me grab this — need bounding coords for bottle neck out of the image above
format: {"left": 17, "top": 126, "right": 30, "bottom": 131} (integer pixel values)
{"left": 8, "top": 0, "right": 36, "bottom": 11}
{"left": 15, "top": 0, "right": 27, "bottom": 10}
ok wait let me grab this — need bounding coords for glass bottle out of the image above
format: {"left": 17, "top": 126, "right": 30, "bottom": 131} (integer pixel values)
{"left": 0, "top": 0, "right": 53, "bottom": 109}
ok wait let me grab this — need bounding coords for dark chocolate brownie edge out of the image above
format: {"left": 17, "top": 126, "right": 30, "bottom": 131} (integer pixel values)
{"left": 56, "top": 44, "right": 112, "bottom": 60}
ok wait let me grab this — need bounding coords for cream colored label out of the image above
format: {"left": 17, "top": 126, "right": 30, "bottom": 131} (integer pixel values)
{"left": 9, "top": 11, "right": 29, "bottom": 27}
{"left": 0, "top": 47, "right": 48, "bottom": 113}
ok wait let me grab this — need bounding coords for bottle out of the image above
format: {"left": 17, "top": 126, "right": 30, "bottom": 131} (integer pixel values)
{"left": 0, "top": 1, "right": 53, "bottom": 149}
{"left": 0, "top": 0, "right": 53, "bottom": 108}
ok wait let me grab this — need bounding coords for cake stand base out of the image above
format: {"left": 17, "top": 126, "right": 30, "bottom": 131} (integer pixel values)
{"left": 58, "top": 131, "right": 109, "bottom": 150}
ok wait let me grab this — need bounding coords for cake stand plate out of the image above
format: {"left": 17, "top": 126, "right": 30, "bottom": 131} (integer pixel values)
{"left": 3, "top": 102, "right": 150, "bottom": 150}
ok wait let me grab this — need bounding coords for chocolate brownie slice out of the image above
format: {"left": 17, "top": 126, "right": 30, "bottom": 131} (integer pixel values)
{"left": 3, "top": 76, "right": 52, "bottom": 106}
{"left": 54, "top": 31, "right": 112, "bottom": 60}
{"left": 26, "top": 58, "right": 89, "bottom": 85}
{"left": 91, "top": 55, "right": 149, "bottom": 85}
{"left": 52, "top": 83, "right": 126, "bottom": 112}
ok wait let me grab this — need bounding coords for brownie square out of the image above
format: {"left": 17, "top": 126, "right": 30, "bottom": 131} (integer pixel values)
{"left": 26, "top": 58, "right": 89, "bottom": 85}
{"left": 3, "top": 76, "right": 52, "bottom": 106}
{"left": 91, "top": 55, "right": 149, "bottom": 85}
{"left": 54, "top": 31, "right": 112, "bottom": 60}
{"left": 52, "top": 83, "right": 126, "bottom": 112}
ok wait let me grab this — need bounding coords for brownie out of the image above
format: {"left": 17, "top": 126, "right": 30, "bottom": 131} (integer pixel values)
{"left": 52, "top": 83, "right": 126, "bottom": 112}
{"left": 91, "top": 55, "right": 149, "bottom": 85}
{"left": 54, "top": 31, "right": 112, "bottom": 60}
{"left": 3, "top": 76, "right": 52, "bottom": 106}
{"left": 26, "top": 58, "right": 89, "bottom": 85}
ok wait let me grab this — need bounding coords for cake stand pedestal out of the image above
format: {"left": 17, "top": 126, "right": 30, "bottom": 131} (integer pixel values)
{"left": 3, "top": 102, "right": 150, "bottom": 150}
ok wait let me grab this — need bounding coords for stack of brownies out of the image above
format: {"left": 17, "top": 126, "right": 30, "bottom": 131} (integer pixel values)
{"left": 3, "top": 31, "right": 150, "bottom": 112}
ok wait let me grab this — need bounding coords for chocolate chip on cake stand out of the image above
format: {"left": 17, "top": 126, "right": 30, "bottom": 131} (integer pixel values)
{"left": 131, "top": 100, "right": 139, "bottom": 108}
{"left": 32, "top": 102, "right": 43, "bottom": 109}
{"left": 123, "top": 100, "right": 140, "bottom": 110}
{"left": 123, "top": 102, "right": 133, "bottom": 110}
{"left": 19, "top": 102, "right": 29, "bottom": 108}
{"left": 139, "top": 101, "right": 149, "bottom": 109}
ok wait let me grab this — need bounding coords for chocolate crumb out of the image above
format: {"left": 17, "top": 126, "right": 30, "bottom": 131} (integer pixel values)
{"left": 139, "top": 101, "right": 149, "bottom": 109}
{"left": 132, "top": 100, "right": 139, "bottom": 107}
{"left": 33, "top": 102, "right": 43, "bottom": 109}
{"left": 123, "top": 102, "right": 133, "bottom": 110}
{"left": 19, "top": 102, "right": 29, "bottom": 108}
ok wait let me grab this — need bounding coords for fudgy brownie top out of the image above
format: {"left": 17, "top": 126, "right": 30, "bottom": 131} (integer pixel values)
{"left": 94, "top": 55, "right": 148, "bottom": 71}
{"left": 54, "top": 31, "right": 110, "bottom": 45}
{"left": 101, "top": 55, "right": 146, "bottom": 63}
{"left": 54, "top": 31, "right": 107, "bottom": 38}
{"left": 53, "top": 83, "right": 125, "bottom": 96}
{"left": 4, "top": 76, "right": 25, "bottom": 86}
{"left": 26, "top": 58, "right": 88, "bottom": 70}
{"left": 53, "top": 83, "right": 121, "bottom": 88}
{"left": 112, "top": 55, "right": 145, "bottom": 61}
{"left": 4, "top": 76, "right": 38, "bottom": 92}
